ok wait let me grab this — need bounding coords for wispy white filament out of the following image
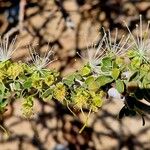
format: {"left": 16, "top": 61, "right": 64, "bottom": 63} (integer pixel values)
{"left": 0, "top": 35, "right": 18, "bottom": 62}
{"left": 77, "top": 33, "right": 107, "bottom": 74}
{"left": 124, "top": 15, "right": 150, "bottom": 62}
{"left": 78, "top": 27, "right": 131, "bottom": 74}
{"left": 29, "top": 45, "right": 55, "bottom": 71}
{"left": 103, "top": 28, "right": 131, "bottom": 56}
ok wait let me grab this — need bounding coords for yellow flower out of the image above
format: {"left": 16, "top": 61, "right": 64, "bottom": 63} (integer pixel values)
{"left": 88, "top": 90, "right": 105, "bottom": 112}
{"left": 22, "top": 96, "right": 34, "bottom": 118}
{"left": 44, "top": 75, "right": 54, "bottom": 86}
{"left": 53, "top": 83, "right": 66, "bottom": 101}
{"left": 7, "top": 62, "right": 24, "bottom": 79}
{"left": 32, "top": 79, "right": 43, "bottom": 90}
{"left": 74, "top": 95, "right": 89, "bottom": 108}
{"left": 72, "top": 88, "right": 90, "bottom": 109}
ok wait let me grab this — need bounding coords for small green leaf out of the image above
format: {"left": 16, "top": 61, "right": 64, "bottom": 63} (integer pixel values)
{"left": 127, "top": 50, "right": 138, "bottom": 58}
{"left": 88, "top": 82, "right": 99, "bottom": 92}
{"left": 116, "top": 79, "right": 124, "bottom": 93}
{"left": 0, "top": 99, "right": 8, "bottom": 113}
{"left": 10, "top": 82, "right": 21, "bottom": 91}
{"left": 0, "top": 82, "right": 5, "bottom": 94}
{"left": 115, "top": 57, "right": 124, "bottom": 66}
{"left": 0, "top": 82, "right": 5, "bottom": 99}
{"left": 101, "top": 57, "right": 112, "bottom": 72}
{"left": 23, "top": 79, "right": 32, "bottom": 89}
{"left": 85, "top": 76, "right": 95, "bottom": 85}
{"left": 85, "top": 76, "right": 99, "bottom": 91}
{"left": 80, "top": 66, "right": 91, "bottom": 76}
{"left": 63, "top": 74, "right": 76, "bottom": 87}
{"left": 42, "top": 88, "right": 52, "bottom": 101}
{"left": 15, "top": 82, "right": 21, "bottom": 90}
{"left": 111, "top": 68, "right": 120, "bottom": 80}
{"left": 130, "top": 57, "right": 141, "bottom": 70}
{"left": 96, "top": 76, "right": 113, "bottom": 87}
{"left": 101, "top": 57, "right": 112, "bottom": 67}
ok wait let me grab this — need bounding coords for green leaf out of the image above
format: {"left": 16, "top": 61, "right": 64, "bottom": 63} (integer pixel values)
{"left": 130, "top": 57, "right": 141, "bottom": 70}
{"left": 88, "top": 82, "right": 99, "bottom": 92}
{"left": 85, "top": 76, "right": 99, "bottom": 91}
{"left": 10, "top": 82, "right": 21, "bottom": 91}
{"left": 41, "top": 88, "right": 53, "bottom": 101}
{"left": 101, "top": 57, "right": 112, "bottom": 67}
{"left": 31, "top": 71, "right": 40, "bottom": 80}
{"left": 85, "top": 76, "right": 95, "bottom": 85}
{"left": 80, "top": 66, "right": 91, "bottom": 76}
{"left": 63, "top": 74, "right": 75, "bottom": 87}
{"left": 111, "top": 68, "right": 120, "bottom": 80}
{"left": 101, "top": 57, "right": 112, "bottom": 72}
{"left": 0, "top": 82, "right": 5, "bottom": 94}
{"left": 15, "top": 82, "right": 21, "bottom": 90}
{"left": 116, "top": 79, "right": 124, "bottom": 93}
{"left": 96, "top": 76, "right": 113, "bottom": 87}
{"left": 0, "top": 99, "right": 8, "bottom": 108}
{"left": 0, "top": 62, "right": 6, "bottom": 69}
{"left": 0, "top": 82, "right": 5, "bottom": 99}
{"left": 0, "top": 99, "right": 8, "bottom": 113}
{"left": 22, "top": 63, "right": 33, "bottom": 73}
{"left": 23, "top": 78, "right": 32, "bottom": 89}
{"left": 115, "top": 57, "right": 124, "bottom": 66}
{"left": 90, "top": 91, "right": 105, "bottom": 112}
{"left": 127, "top": 50, "right": 138, "bottom": 58}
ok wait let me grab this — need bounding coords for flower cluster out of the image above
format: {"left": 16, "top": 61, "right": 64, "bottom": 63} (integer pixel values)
{"left": 0, "top": 16, "right": 150, "bottom": 130}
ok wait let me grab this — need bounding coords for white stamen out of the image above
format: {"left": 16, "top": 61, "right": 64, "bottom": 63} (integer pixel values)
{"left": 124, "top": 15, "right": 150, "bottom": 62}
{"left": 103, "top": 28, "right": 130, "bottom": 56}
{"left": 78, "top": 33, "right": 106, "bottom": 74}
{"left": 29, "top": 45, "right": 55, "bottom": 71}
{"left": 0, "top": 35, "right": 18, "bottom": 62}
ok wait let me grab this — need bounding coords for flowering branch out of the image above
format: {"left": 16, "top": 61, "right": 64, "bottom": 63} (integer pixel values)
{"left": 0, "top": 16, "right": 150, "bottom": 132}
